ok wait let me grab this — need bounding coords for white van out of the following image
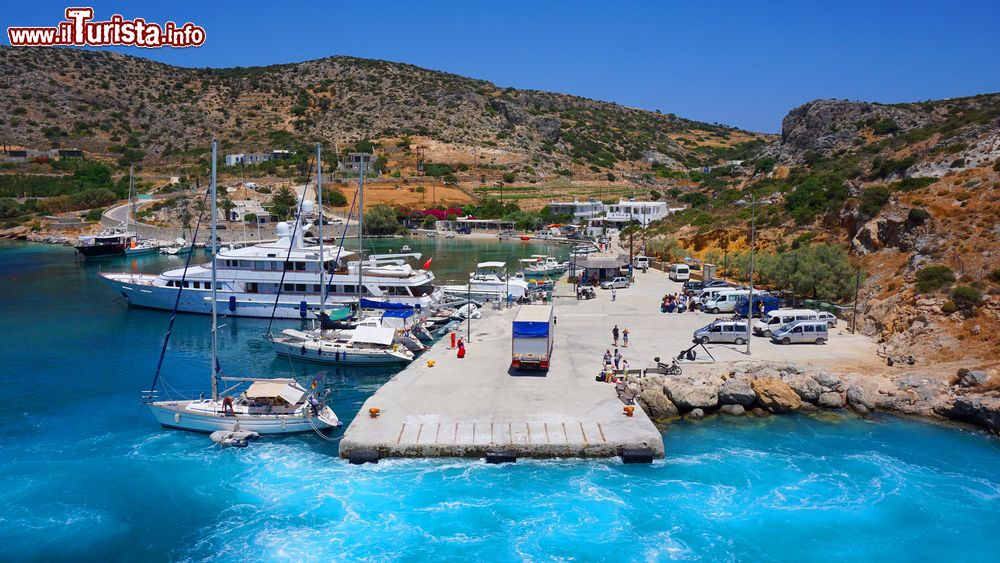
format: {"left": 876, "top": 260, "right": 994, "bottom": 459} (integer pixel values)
{"left": 753, "top": 309, "right": 819, "bottom": 337}
{"left": 696, "top": 287, "right": 735, "bottom": 306}
{"left": 702, "top": 289, "right": 767, "bottom": 314}
{"left": 770, "top": 320, "right": 829, "bottom": 345}
{"left": 634, "top": 255, "right": 650, "bottom": 270}
{"left": 668, "top": 263, "right": 690, "bottom": 281}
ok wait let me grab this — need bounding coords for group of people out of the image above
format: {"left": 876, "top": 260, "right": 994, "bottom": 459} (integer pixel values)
{"left": 661, "top": 292, "right": 696, "bottom": 313}
{"left": 598, "top": 324, "right": 631, "bottom": 383}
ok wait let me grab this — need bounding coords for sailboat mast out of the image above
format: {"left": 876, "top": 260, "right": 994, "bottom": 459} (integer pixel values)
{"left": 357, "top": 154, "right": 365, "bottom": 303}
{"left": 316, "top": 143, "right": 326, "bottom": 308}
{"left": 210, "top": 140, "right": 219, "bottom": 402}
{"left": 127, "top": 164, "right": 134, "bottom": 231}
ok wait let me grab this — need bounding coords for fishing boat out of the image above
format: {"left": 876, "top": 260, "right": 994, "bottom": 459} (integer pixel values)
{"left": 160, "top": 238, "right": 194, "bottom": 255}
{"left": 75, "top": 226, "right": 135, "bottom": 259}
{"left": 441, "top": 261, "right": 530, "bottom": 301}
{"left": 144, "top": 141, "right": 341, "bottom": 435}
{"left": 401, "top": 244, "right": 412, "bottom": 252}
{"left": 523, "top": 255, "right": 567, "bottom": 277}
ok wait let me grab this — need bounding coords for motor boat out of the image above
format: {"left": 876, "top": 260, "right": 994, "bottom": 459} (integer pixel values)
{"left": 441, "top": 261, "right": 530, "bottom": 301}
{"left": 269, "top": 325, "right": 415, "bottom": 365}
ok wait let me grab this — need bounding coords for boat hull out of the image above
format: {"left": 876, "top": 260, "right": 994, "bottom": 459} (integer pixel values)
{"left": 102, "top": 273, "right": 439, "bottom": 319}
{"left": 147, "top": 401, "right": 339, "bottom": 434}
{"left": 124, "top": 246, "right": 159, "bottom": 257}
{"left": 271, "top": 337, "right": 414, "bottom": 365}
{"left": 76, "top": 244, "right": 126, "bottom": 258}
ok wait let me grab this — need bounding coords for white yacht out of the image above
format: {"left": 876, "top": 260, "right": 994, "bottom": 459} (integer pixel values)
{"left": 441, "top": 261, "right": 530, "bottom": 301}
{"left": 101, "top": 210, "right": 442, "bottom": 319}
{"left": 523, "top": 255, "right": 567, "bottom": 277}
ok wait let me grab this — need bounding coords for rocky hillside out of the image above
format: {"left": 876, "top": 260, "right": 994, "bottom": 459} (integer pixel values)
{"left": 648, "top": 93, "right": 1000, "bottom": 373}
{"left": 0, "top": 47, "right": 765, "bottom": 186}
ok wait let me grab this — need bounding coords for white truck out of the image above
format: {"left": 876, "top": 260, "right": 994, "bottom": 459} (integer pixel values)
{"left": 511, "top": 304, "right": 554, "bottom": 371}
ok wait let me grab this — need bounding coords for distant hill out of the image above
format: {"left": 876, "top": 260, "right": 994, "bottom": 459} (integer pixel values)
{"left": 0, "top": 47, "right": 766, "bottom": 187}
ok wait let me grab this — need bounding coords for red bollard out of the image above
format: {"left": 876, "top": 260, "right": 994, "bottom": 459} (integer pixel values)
{"left": 450, "top": 332, "right": 456, "bottom": 349}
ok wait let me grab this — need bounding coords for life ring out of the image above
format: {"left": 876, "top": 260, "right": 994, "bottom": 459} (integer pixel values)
{"left": 222, "top": 396, "right": 235, "bottom": 416}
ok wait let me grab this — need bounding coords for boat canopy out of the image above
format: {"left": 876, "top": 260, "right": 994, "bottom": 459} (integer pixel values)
{"left": 245, "top": 380, "right": 305, "bottom": 406}
{"left": 476, "top": 261, "right": 507, "bottom": 268}
{"left": 360, "top": 298, "right": 419, "bottom": 310}
{"left": 349, "top": 325, "right": 396, "bottom": 346}
{"left": 382, "top": 309, "right": 416, "bottom": 320}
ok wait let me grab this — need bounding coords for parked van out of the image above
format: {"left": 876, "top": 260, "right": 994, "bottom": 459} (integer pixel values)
{"left": 770, "top": 320, "right": 829, "bottom": 345}
{"left": 753, "top": 309, "right": 819, "bottom": 337}
{"left": 668, "top": 263, "right": 690, "bottom": 281}
{"left": 634, "top": 255, "right": 650, "bottom": 270}
{"left": 735, "top": 295, "right": 780, "bottom": 318}
{"left": 696, "top": 287, "right": 733, "bottom": 307}
{"left": 702, "top": 289, "right": 768, "bottom": 314}
{"left": 816, "top": 311, "right": 838, "bottom": 328}
{"left": 693, "top": 320, "right": 751, "bottom": 344}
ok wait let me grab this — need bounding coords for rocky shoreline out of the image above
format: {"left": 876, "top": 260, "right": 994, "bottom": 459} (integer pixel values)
{"left": 0, "top": 225, "right": 80, "bottom": 246}
{"left": 633, "top": 360, "right": 1000, "bottom": 434}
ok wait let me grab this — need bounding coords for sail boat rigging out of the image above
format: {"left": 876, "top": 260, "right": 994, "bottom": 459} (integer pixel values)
{"left": 144, "top": 141, "right": 342, "bottom": 435}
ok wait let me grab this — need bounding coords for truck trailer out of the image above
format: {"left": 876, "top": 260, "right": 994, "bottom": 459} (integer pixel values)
{"left": 511, "top": 304, "right": 554, "bottom": 371}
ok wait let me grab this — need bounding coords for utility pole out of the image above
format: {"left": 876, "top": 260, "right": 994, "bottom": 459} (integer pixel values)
{"left": 746, "top": 193, "right": 756, "bottom": 356}
{"left": 852, "top": 272, "right": 861, "bottom": 334}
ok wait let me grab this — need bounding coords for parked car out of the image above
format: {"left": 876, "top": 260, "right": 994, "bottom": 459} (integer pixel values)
{"left": 693, "top": 320, "right": 750, "bottom": 345}
{"left": 770, "top": 320, "right": 829, "bottom": 345}
{"left": 682, "top": 280, "right": 704, "bottom": 295}
{"left": 600, "top": 277, "right": 630, "bottom": 289}
{"left": 456, "top": 226, "right": 472, "bottom": 235}
{"left": 703, "top": 279, "right": 733, "bottom": 289}
{"left": 816, "top": 311, "right": 838, "bottom": 328}
{"left": 753, "top": 309, "right": 819, "bottom": 337}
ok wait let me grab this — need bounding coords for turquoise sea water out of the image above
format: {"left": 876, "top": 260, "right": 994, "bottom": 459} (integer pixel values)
{"left": 2, "top": 240, "right": 1000, "bottom": 561}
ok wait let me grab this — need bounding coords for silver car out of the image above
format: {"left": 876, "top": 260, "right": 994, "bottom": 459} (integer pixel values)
{"left": 693, "top": 320, "right": 751, "bottom": 345}
{"left": 770, "top": 320, "right": 829, "bottom": 345}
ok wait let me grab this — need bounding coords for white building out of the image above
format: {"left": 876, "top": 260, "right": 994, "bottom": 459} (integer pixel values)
{"left": 546, "top": 199, "right": 604, "bottom": 223}
{"left": 225, "top": 149, "right": 294, "bottom": 167}
{"left": 227, "top": 200, "right": 273, "bottom": 223}
{"left": 604, "top": 199, "right": 671, "bottom": 226}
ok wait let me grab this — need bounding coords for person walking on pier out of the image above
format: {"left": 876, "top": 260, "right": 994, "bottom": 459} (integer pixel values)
{"left": 612, "top": 325, "right": 620, "bottom": 346}
{"left": 622, "top": 328, "right": 629, "bottom": 348}
{"left": 613, "top": 348, "right": 622, "bottom": 370}
{"left": 611, "top": 287, "right": 617, "bottom": 302}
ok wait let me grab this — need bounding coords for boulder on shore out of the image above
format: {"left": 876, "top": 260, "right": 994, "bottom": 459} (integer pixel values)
{"left": 818, "top": 391, "right": 846, "bottom": 409}
{"left": 719, "top": 378, "right": 756, "bottom": 407}
{"left": 638, "top": 389, "right": 679, "bottom": 420}
{"left": 665, "top": 379, "right": 718, "bottom": 411}
{"left": 846, "top": 384, "right": 874, "bottom": 411}
{"left": 936, "top": 397, "right": 1000, "bottom": 433}
{"left": 720, "top": 404, "right": 745, "bottom": 416}
{"left": 687, "top": 408, "right": 705, "bottom": 420}
{"left": 782, "top": 373, "right": 823, "bottom": 402}
{"left": 751, "top": 378, "right": 802, "bottom": 413}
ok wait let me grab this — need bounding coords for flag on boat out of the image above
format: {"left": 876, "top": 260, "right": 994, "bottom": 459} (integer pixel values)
{"left": 423, "top": 257, "right": 433, "bottom": 269}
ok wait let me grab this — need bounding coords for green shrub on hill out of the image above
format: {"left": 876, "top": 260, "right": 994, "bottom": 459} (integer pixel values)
{"left": 950, "top": 285, "right": 982, "bottom": 308}
{"left": 859, "top": 187, "right": 892, "bottom": 217}
{"left": 915, "top": 265, "right": 955, "bottom": 293}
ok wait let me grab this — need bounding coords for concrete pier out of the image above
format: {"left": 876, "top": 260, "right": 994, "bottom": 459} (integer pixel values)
{"left": 339, "top": 281, "right": 666, "bottom": 460}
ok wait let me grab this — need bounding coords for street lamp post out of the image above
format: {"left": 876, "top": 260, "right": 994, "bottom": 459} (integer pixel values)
{"left": 746, "top": 193, "right": 756, "bottom": 356}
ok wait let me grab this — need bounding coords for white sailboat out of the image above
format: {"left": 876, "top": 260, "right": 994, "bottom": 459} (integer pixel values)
{"left": 122, "top": 165, "right": 160, "bottom": 256}
{"left": 145, "top": 141, "right": 341, "bottom": 435}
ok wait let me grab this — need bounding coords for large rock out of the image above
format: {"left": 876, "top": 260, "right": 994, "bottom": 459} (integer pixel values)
{"left": 958, "top": 369, "right": 991, "bottom": 388}
{"left": 719, "top": 378, "right": 756, "bottom": 407}
{"left": 637, "top": 389, "right": 679, "bottom": 420}
{"left": 687, "top": 408, "right": 706, "bottom": 420}
{"left": 720, "top": 404, "right": 745, "bottom": 416}
{"left": 751, "top": 378, "right": 801, "bottom": 413}
{"left": 664, "top": 379, "right": 719, "bottom": 411}
{"left": 818, "top": 391, "right": 846, "bottom": 409}
{"left": 812, "top": 370, "right": 842, "bottom": 391}
{"left": 846, "top": 384, "right": 874, "bottom": 410}
{"left": 936, "top": 397, "right": 1000, "bottom": 434}
{"left": 782, "top": 373, "right": 823, "bottom": 402}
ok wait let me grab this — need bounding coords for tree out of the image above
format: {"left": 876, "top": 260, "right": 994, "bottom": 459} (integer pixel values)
{"left": 219, "top": 197, "right": 235, "bottom": 223}
{"left": 365, "top": 204, "right": 404, "bottom": 235}
{"left": 421, "top": 214, "right": 437, "bottom": 229}
{"left": 269, "top": 186, "right": 298, "bottom": 220}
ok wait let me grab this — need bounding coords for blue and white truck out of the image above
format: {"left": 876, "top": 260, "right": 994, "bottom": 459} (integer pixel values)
{"left": 511, "top": 304, "right": 554, "bottom": 371}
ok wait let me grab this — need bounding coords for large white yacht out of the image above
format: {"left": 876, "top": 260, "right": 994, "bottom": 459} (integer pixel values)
{"left": 101, "top": 210, "right": 442, "bottom": 319}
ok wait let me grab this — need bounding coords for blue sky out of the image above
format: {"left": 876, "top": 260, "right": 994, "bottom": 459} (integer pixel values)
{"left": 4, "top": 0, "right": 1000, "bottom": 132}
